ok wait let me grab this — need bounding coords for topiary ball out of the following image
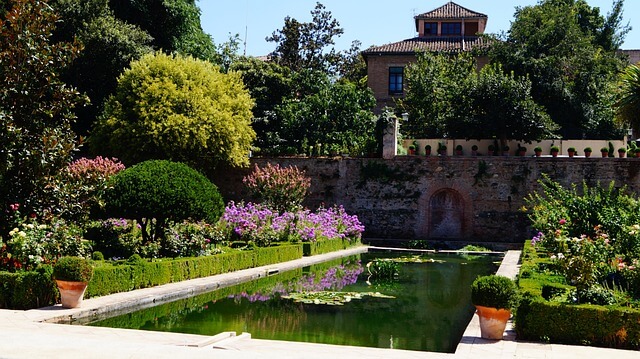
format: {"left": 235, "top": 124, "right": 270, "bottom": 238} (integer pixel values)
{"left": 471, "top": 274, "right": 519, "bottom": 310}
{"left": 53, "top": 256, "right": 94, "bottom": 282}
{"left": 104, "top": 160, "right": 224, "bottom": 224}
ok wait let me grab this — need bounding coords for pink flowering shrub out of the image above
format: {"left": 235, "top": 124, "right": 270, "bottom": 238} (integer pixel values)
{"left": 243, "top": 163, "right": 311, "bottom": 212}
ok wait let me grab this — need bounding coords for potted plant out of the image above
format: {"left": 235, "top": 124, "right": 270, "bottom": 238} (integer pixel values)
{"left": 517, "top": 145, "right": 526, "bottom": 157}
{"left": 53, "top": 256, "right": 94, "bottom": 308}
{"left": 584, "top": 147, "right": 592, "bottom": 158}
{"left": 455, "top": 145, "right": 463, "bottom": 156}
{"left": 534, "top": 146, "right": 542, "bottom": 157}
{"left": 471, "top": 145, "right": 479, "bottom": 156}
{"left": 471, "top": 275, "right": 519, "bottom": 340}
{"left": 601, "top": 147, "right": 609, "bottom": 158}
{"left": 424, "top": 144, "right": 432, "bottom": 156}
{"left": 550, "top": 146, "right": 560, "bottom": 157}
{"left": 567, "top": 147, "right": 576, "bottom": 158}
{"left": 634, "top": 148, "right": 640, "bottom": 158}
{"left": 438, "top": 143, "right": 447, "bottom": 156}
{"left": 488, "top": 144, "right": 496, "bottom": 156}
{"left": 408, "top": 144, "right": 416, "bottom": 156}
{"left": 502, "top": 145, "right": 510, "bottom": 156}
{"left": 618, "top": 147, "right": 627, "bottom": 158}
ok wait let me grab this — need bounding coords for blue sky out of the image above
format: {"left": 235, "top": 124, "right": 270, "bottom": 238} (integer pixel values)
{"left": 199, "top": 0, "right": 640, "bottom": 57}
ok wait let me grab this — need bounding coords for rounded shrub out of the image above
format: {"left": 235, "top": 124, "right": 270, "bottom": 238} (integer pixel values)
{"left": 91, "top": 251, "right": 104, "bottom": 261}
{"left": 104, "top": 160, "right": 224, "bottom": 241}
{"left": 471, "top": 274, "right": 519, "bottom": 310}
{"left": 53, "top": 256, "right": 94, "bottom": 282}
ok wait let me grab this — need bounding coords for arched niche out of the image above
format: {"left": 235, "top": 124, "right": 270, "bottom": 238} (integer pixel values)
{"left": 428, "top": 189, "right": 465, "bottom": 238}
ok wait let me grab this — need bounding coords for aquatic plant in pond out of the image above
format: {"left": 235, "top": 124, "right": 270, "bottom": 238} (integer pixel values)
{"left": 219, "top": 201, "right": 364, "bottom": 246}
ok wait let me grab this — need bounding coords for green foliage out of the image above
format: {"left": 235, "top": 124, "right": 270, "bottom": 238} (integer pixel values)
{"left": 275, "top": 71, "right": 377, "bottom": 156}
{"left": 103, "top": 160, "right": 224, "bottom": 243}
{"left": 0, "top": 265, "right": 56, "bottom": 309}
{"left": 90, "top": 52, "right": 255, "bottom": 170}
{"left": 366, "top": 259, "right": 400, "bottom": 280}
{"left": 49, "top": 0, "right": 153, "bottom": 137}
{"left": 471, "top": 274, "right": 519, "bottom": 310}
{"left": 616, "top": 64, "right": 640, "bottom": 133}
{"left": 267, "top": 2, "right": 344, "bottom": 74}
{"left": 489, "top": 0, "right": 627, "bottom": 139}
{"left": 91, "top": 251, "right": 104, "bottom": 261}
{"left": 53, "top": 256, "right": 94, "bottom": 282}
{"left": 161, "top": 221, "right": 225, "bottom": 258}
{"left": 450, "top": 64, "right": 557, "bottom": 147}
{"left": 243, "top": 163, "right": 311, "bottom": 213}
{"left": 84, "top": 219, "right": 144, "bottom": 260}
{"left": 109, "top": 0, "right": 216, "bottom": 62}
{"left": 0, "top": 0, "right": 87, "bottom": 225}
{"left": 282, "top": 291, "right": 394, "bottom": 305}
{"left": 400, "top": 52, "right": 475, "bottom": 138}
{"left": 302, "top": 237, "right": 361, "bottom": 256}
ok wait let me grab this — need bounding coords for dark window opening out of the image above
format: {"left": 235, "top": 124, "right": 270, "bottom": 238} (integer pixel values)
{"left": 424, "top": 22, "right": 438, "bottom": 35}
{"left": 389, "top": 67, "right": 404, "bottom": 95}
{"left": 441, "top": 22, "right": 461, "bottom": 35}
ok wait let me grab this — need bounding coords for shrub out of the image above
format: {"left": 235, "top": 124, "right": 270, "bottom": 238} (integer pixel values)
{"left": 471, "top": 274, "right": 519, "bottom": 309}
{"left": 161, "top": 221, "right": 225, "bottom": 258}
{"left": 550, "top": 146, "right": 560, "bottom": 152}
{"left": 91, "top": 251, "right": 104, "bottom": 261}
{"left": 534, "top": 146, "right": 542, "bottom": 152}
{"left": 243, "top": 163, "right": 311, "bottom": 212}
{"left": 89, "top": 52, "right": 255, "bottom": 171}
{"left": 7, "top": 218, "right": 89, "bottom": 270}
{"left": 53, "top": 256, "right": 94, "bottom": 282}
{"left": 84, "top": 219, "right": 144, "bottom": 259}
{"left": 601, "top": 147, "right": 609, "bottom": 152}
{"left": 584, "top": 147, "right": 592, "bottom": 152}
{"left": 104, "top": 160, "right": 224, "bottom": 243}
{"left": 568, "top": 147, "right": 576, "bottom": 152}
{"left": 366, "top": 259, "right": 400, "bottom": 280}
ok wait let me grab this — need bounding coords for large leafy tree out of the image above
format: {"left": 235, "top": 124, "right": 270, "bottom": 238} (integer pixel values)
{"left": 399, "top": 52, "right": 476, "bottom": 138}
{"left": 109, "top": 0, "right": 216, "bottom": 61}
{"left": 616, "top": 64, "right": 640, "bottom": 134}
{"left": 89, "top": 52, "right": 255, "bottom": 172}
{"left": 449, "top": 65, "right": 558, "bottom": 148}
{"left": 0, "top": 0, "right": 87, "bottom": 220}
{"left": 50, "top": 0, "right": 153, "bottom": 137}
{"left": 490, "top": 0, "right": 629, "bottom": 139}
{"left": 275, "top": 70, "right": 377, "bottom": 156}
{"left": 267, "top": 2, "right": 344, "bottom": 74}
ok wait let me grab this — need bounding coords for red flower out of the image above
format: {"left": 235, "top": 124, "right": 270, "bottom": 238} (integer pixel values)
{"left": 559, "top": 219, "right": 567, "bottom": 225}
{"left": 9, "top": 203, "right": 19, "bottom": 211}
{"left": 29, "top": 213, "right": 37, "bottom": 219}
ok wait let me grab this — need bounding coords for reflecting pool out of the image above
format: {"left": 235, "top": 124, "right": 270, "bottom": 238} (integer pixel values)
{"left": 89, "top": 251, "right": 500, "bottom": 353}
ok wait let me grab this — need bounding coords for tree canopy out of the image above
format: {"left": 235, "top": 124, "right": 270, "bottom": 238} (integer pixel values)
{"left": 0, "top": 0, "right": 86, "bottom": 220}
{"left": 89, "top": 52, "right": 255, "bottom": 171}
{"left": 616, "top": 63, "right": 640, "bottom": 134}
{"left": 489, "top": 0, "right": 629, "bottom": 139}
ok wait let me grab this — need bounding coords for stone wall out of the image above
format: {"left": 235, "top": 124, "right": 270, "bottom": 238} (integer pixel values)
{"left": 211, "top": 157, "right": 640, "bottom": 244}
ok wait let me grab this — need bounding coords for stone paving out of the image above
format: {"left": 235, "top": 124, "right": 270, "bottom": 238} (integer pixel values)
{"left": 1, "top": 247, "right": 639, "bottom": 358}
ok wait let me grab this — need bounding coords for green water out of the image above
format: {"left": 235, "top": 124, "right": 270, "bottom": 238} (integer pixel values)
{"left": 89, "top": 252, "right": 499, "bottom": 353}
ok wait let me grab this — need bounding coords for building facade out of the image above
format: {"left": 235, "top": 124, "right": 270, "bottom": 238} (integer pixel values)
{"left": 362, "top": 1, "right": 490, "bottom": 112}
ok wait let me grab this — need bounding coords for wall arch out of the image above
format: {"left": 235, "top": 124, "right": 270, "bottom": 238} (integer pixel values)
{"left": 416, "top": 185, "right": 474, "bottom": 239}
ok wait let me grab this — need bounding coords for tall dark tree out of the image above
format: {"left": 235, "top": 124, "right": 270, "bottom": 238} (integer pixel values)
{"left": 109, "top": 0, "right": 216, "bottom": 61}
{"left": 490, "top": 0, "right": 629, "bottom": 139}
{"left": 0, "top": 0, "right": 87, "bottom": 223}
{"left": 267, "top": 2, "right": 344, "bottom": 74}
{"left": 50, "top": 0, "right": 152, "bottom": 137}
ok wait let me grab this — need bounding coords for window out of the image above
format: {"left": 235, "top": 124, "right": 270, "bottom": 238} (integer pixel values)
{"left": 441, "top": 22, "right": 461, "bottom": 35}
{"left": 389, "top": 67, "right": 404, "bottom": 95}
{"left": 424, "top": 22, "right": 438, "bottom": 35}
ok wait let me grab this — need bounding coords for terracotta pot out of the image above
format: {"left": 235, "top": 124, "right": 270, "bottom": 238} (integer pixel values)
{"left": 551, "top": 151, "right": 558, "bottom": 158}
{"left": 584, "top": 151, "right": 591, "bottom": 158}
{"left": 475, "top": 305, "right": 511, "bottom": 340}
{"left": 56, "top": 280, "right": 88, "bottom": 308}
{"left": 425, "top": 150, "right": 431, "bottom": 156}
{"left": 601, "top": 151, "right": 608, "bottom": 158}
{"left": 568, "top": 151, "right": 575, "bottom": 158}
{"left": 534, "top": 151, "right": 542, "bottom": 157}
{"left": 619, "top": 151, "right": 626, "bottom": 158}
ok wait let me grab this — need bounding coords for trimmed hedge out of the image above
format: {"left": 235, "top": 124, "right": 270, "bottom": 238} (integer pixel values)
{"left": 302, "top": 238, "right": 362, "bottom": 256}
{"left": 516, "top": 241, "right": 640, "bottom": 349}
{"left": 0, "top": 245, "right": 303, "bottom": 309}
{"left": 0, "top": 266, "right": 57, "bottom": 309}
{"left": 87, "top": 245, "right": 303, "bottom": 297}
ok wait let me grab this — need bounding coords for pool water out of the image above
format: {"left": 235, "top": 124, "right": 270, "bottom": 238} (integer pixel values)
{"left": 88, "top": 251, "right": 500, "bottom": 353}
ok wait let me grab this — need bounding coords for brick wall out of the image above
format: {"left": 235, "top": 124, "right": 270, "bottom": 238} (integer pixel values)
{"left": 210, "top": 157, "right": 640, "bottom": 244}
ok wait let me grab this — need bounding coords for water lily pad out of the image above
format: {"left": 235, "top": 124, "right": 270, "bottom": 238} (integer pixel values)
{"left": 282, "top": 291, "right": 395, "bottom": 305}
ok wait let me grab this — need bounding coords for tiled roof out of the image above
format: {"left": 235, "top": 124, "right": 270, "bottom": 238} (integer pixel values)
{"left": 362, "top": 36, "right": 489, "bottom": 56}
{"left": 415, "top": 1, "right": 487, "bottom": 20}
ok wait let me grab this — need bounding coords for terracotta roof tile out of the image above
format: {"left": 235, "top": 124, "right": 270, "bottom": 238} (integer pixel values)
{"left": 415, "top": 1, "right": 487, "bottom": 20}
{"left": 362, "top": 36, "right": 489, "bottom": 56}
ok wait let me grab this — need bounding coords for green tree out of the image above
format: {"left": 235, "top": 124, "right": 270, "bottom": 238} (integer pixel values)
{"left": 230, "top": 57, "right": 293, "bottom": 153}
{"left": 399, "top": 52, "right": 475, "bottom": 138}
{"left": 451, "top": 65, "right": 558, "bottom": 148}
{"left": 267, "top": 2, "right": 344, "bottom": 74}
{"left": 109, "top": 0, "right": 216, "bottom": 61}
{"left": 50, "top": 0, "right": 153, "bottom": 137}
{"left": 89, "top": 52, "right": 255, "bottom": 171}
{"left": 275, "top": 70, "right": 377, "bottom": 156}
{"left": 616, "top": 63, "right": 640, "bottom": 134}
{"left": 490, "top": 0, "right": 628, "bottom": 138}
{"left": 0, "top": 0, "right": 87, "bottom": 221}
